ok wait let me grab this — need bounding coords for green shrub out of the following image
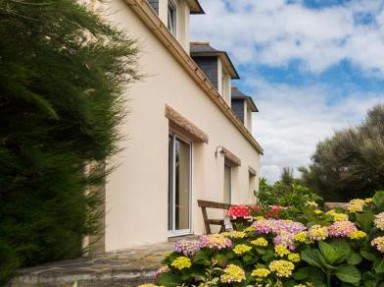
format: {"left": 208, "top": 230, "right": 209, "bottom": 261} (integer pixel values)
{"left": 257, "top": 170, "right": 323, "bottom": 223}
{"left": 0, "top": 0, "right": 139, "bottom": 283}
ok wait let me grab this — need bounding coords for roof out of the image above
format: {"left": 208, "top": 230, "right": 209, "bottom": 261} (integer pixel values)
{"left": 128, "top": 0, "right": 263, "bottom": 154}
{"left": 190, "top": 42, "right": 240, "bottom": 79}
{"left": 231, "top": 87, "right": 259, "bottom": 112}
{"left": 186, "top": 0, "right": 205, "bottom": 14}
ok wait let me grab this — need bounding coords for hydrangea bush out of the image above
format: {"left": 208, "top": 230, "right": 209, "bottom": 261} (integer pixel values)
{"left": 141, "top": 191, "right": 384, "bottom": 287}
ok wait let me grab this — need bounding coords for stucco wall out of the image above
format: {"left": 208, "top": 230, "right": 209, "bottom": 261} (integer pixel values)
{"left": 103, "top": 0, "right": 261, "bottom": 251}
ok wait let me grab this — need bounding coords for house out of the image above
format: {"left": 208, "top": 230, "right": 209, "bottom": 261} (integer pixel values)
{"left": 89, "top": 0, "right": 264, "bottom": 253}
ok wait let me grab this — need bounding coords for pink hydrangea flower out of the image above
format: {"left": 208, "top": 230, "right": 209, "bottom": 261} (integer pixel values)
{"left": 328, "top": 220, "right": 357, "bottom": 237}
{"left": 174, "top": 239, "right": 201, "bottom": 256}
{"left": 198, "top": 234, "right": 232, "bottom": 250}
{"left": 374, "top": 212, "right": 384, "bottom": 231}
{"left": 252, "top": 219, "right": 306, "bottom": 249}
{"left": 371, "top": 236, "right": 384, "bottom": 253}
{"left": 273, "top": 231, "right": 296, "bottom": 250}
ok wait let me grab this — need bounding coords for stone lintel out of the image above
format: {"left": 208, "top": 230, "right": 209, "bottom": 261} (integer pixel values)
{"left": 165, "top": 105, "right": 208, "bottom": 143}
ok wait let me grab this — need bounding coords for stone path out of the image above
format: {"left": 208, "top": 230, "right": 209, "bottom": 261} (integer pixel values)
{"left": 10, "top": 242, "right": 175, "bottom": 287}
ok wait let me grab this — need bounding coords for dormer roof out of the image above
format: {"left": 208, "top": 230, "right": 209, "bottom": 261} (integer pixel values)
{"left": 190, "top": 42, "right": 240, "bottom": 79}
{"left": 187, "top": 0, "right": 205, "bottom": 14}
{"left": 231, "top": 87, "right": 259, "bottom": 112}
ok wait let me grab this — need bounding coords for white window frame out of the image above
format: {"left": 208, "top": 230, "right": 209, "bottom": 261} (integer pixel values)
{"left": 167, "top": 0, "right": 177, "bottom": 36}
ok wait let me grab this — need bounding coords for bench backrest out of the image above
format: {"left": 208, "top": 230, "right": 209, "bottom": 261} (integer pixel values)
{"left": 198, "top": 199, "right": 231, "bottom": 234}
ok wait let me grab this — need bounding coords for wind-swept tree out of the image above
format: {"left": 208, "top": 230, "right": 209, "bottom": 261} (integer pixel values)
{"left": 0, "top": 0, "right": 139, "bottom": 283}
{"left": 300, "top": 103, "right": 384, "bottom": 201}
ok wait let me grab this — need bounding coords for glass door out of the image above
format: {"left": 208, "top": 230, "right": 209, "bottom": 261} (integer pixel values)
{"left": 168, "top": 134, "right": 192, "bottom": 236}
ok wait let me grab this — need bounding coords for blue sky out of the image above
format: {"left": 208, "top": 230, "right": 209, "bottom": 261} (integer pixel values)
{"left": 191, "top": 0, "right": 384, "bottom": 182}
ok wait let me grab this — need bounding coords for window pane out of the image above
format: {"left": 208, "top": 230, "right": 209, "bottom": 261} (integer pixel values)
{"left": 175, "top": 139, "right": 190, "bottom": 230}
{"left": 168, "top": 135, "right": 173, "bottom": 231}
{"left": 224, "top": 164, "right": 231, "bottom": 204}
{"left": 167, "top": 3, "right": 176, "bottom": 35}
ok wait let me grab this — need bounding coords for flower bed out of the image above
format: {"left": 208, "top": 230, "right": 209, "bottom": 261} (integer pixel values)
{"left": 141, "top": 191, "right": 384, "bottom": 287}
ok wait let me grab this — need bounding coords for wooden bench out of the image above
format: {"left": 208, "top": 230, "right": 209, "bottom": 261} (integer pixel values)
{"left": 197, "top": 199, "right": 231, "bottom": 234}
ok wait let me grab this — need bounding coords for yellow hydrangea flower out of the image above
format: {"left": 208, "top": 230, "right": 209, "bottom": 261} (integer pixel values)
{"left": 269, "top": 260, "right": 295, "bottom": 277}
{"left": 251, "top": 267, "right": 271, "bottom": 281}
{"left": 326, "top": 209, "right": 348, "bottom": 221}
{"left": 244, "top": 226, "right": 256, "bottom": 233}
{"left": 274, "top": 245, "right": 290, "bottom": 257}
{"left": 171, "top": 256, "right": 191, "bottom": 270}
{"left": 348, "top": 199, "right": 365, "bottom": 213}
{"left": 308, "top": 225, "right": 328, "bottom": 241}
{"left": 365, "top": 198, "right": 373, "bottom": 203}
{"left": 294, "top": 231, "right": 309, "bottom": 243}
{"left": 288, "top": 253, "right": 301, "bottom": 263}
{"left": 227, "top": 231, "right": 247, "bottom": 239}
{"left": 251, "top": 237, "right": 268, "bottom": 247}
{"left": 349, "top": 230, "right": 367, "bottom": 240}
{"left": 233, "top": 244, "right": 252, "bottom": 255}
{"left": 220, "top": 264, "right": 245, "bottom": 283}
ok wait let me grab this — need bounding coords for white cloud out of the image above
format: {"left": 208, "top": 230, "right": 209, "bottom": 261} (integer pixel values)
{"left": 248, "top": 79, "right": 383, "bottom": 182}
{"left": 190, "top": 0, "right": 384, "bottom": 182}
{"left": 191, "top": 0, "right": 384, "bottom": 75}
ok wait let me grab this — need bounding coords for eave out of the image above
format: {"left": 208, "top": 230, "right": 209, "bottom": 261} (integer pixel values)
{"left": 122, "top": 0, "right": 263, "bottom": 155}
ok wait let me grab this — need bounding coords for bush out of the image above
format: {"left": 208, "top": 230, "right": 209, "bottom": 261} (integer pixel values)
{"left": 257, "top": 170, "right": 323, "bottom": 223}
{"left": 0, "top": 0, "right": 139, "bottom": 283}
{"left": 142, "top": 191, "right": 384, "bottom": 287}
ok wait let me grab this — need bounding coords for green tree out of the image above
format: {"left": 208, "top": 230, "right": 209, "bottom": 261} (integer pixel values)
{"left": 257, "top": 168, "right": 323, "bottom": 222}
{"left": 300, "top": 103, "right": 384, "bottom": 202}
{"left": 0, "top": 0, "right": 139, "bottom": 283}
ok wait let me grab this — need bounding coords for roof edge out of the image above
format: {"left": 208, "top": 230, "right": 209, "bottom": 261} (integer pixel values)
{"left": 231, "top": 87, "right": 258, "bottom": 112}
{"left": 190, "top": 44, "right": 240, "bottom": 79}
{"left": 186, "top": 0, "right": 205, "bottom": 14}
{"left": 122, "top": 0, "right": 263, "bottom": 155}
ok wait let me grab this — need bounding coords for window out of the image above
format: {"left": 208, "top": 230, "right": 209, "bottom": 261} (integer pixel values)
{"left": 224, "top": 163, "right": 231, "bottom": 204}
{"left": 168, "top": 133, "right": 192, "bottom": 235}
{"left": 167, "top": 0, "right": 177, "bottom": 36}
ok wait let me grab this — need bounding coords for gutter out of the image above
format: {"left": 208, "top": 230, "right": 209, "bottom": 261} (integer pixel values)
{"left": 122, "top": 0, "right": 264, "bottom": 155}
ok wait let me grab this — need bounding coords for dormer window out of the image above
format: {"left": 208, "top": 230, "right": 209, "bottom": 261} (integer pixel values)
{"left": 168, "top": 0, "right": 177, "bottom": 36}
{"left": 231, "top": 87, "right": 259, "bottom": 132}
{"left": 190, "top": 42, "right": 240, "bottom": 104}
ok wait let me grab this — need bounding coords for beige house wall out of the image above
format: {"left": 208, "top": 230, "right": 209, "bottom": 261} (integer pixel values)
{"left": 103, "top": 0, "right": 261, "bottom": 251}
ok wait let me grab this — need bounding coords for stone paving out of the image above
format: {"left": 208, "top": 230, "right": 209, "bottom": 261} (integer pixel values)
{"left": 10, "top": 242, "right": 175, "bottom": 287}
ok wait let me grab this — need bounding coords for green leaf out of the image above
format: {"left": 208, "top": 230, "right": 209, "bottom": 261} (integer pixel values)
{"left": 255, "top": 247, "right": 266, "bottom": 255}
{"left": 347, "top": 252, "right": 362, "bottom": 265}
{"left": 158, "top": 272, "right": 183, "bottom": 286}
{"left": 319, "top": 241, "right": 342, "bottom": 264}
{"left": 360, "top": 249, "right": 376, "bottom": 261}
{"left": 330, "top": 240, "right": 351, "bottom": 264}
{"left": 301, "top": 248, "right": 323, "bottom": 270}
{"left": 282, "top": 280, "right": 296, "bottom": 287}
{"left": 355, "top": 212, "right": 374, "bottom": 232}
{"left": 213, "top": 253, "right": 228, "bottom": 266}
{"left": 293, "top": 267, "right": 310, "bottom": 280}
{"left": 243, "top": 254, "right": 254, "bottom": 263}
{"left": 373, "top": 191, "right": 384, "bottom": 210}
{"left": 193, "top": 250, "right": 211, "bottom": 266}
{"left": 335, "top": 265, "right": 361, "bottom": 284}
{"left": 318, "top": 252, "right": 338, "bottom": 270}
{"left": 261, "top": 249, "right": 275, "bottom": 262}
{"left": 374, "top": 258, "right": 384, "bottom": 274}
{"left": 306, "top": 267, "right": 326, "bottom": 286}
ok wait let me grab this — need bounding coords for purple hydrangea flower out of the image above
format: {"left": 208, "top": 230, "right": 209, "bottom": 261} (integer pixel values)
{"left": 174, "top": 239, "right": 201, "bottom": 256}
